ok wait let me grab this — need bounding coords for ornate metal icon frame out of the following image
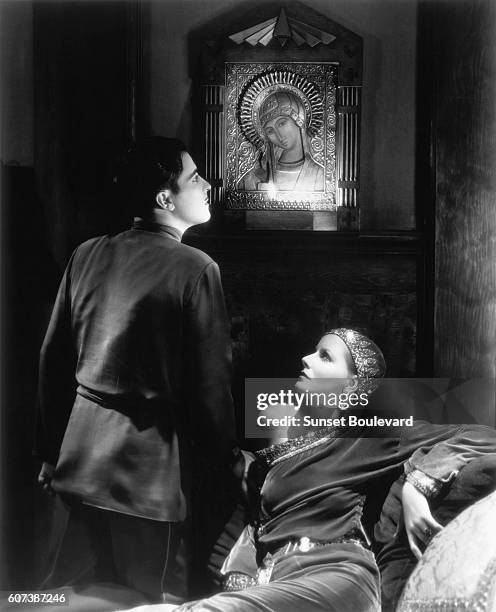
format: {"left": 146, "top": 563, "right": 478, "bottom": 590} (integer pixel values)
{"left": 224, "top": 62, "right": 337, "bottom": 211}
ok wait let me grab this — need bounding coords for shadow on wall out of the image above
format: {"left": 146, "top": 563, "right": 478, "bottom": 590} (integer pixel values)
{"left": 1, "top": 166, "right": 61, "bottom": 588}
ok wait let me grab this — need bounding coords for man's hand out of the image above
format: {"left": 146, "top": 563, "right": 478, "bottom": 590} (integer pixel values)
{"left": 231, "top": 449, "right": 259, "bottom": 510}
{"left": 232, "top": 450, "right": 256, "bottom": 501}
{"left": 38, "top": 462, "right": 55, "bottom": 495}
{"left": 402, "top": 480, "right": 443, "bottom": 560}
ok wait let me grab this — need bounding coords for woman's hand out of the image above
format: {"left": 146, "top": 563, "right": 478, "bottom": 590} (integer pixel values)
{"left": 402, "top": 480, "right": 443, "bottom": 560}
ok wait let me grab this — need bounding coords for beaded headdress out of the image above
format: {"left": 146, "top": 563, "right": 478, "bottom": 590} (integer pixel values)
{"left": 327, "top": 328, "right": 386, "bottom": 384}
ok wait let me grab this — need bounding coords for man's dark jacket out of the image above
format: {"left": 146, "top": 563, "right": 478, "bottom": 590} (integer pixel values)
{"left": 37, "top": 219, "right": 236, "bottom": 522}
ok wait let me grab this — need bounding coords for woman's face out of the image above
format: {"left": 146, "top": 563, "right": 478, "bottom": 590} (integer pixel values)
{"left": 296, "top": 334, "right": 355, "bottom": 393}
{"left": 263, "top": 115, "right": 301, "bottom": 151}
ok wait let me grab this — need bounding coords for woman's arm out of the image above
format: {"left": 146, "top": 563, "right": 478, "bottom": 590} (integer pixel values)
{"left": 365, "top": 420, "right": 496, "bottom": 555}
{"left": 397, "top": 421, "right": 496, "bottom": 486}
{"left": 399, "top": 423, "right": 496, "bottom": 557}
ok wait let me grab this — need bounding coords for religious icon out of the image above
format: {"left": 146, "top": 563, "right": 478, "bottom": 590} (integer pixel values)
{"left": 237, "top": 90, "right": 324, "bottom": 193}
{"left": 225, "top": 64, "right": 337, "bottom": 210}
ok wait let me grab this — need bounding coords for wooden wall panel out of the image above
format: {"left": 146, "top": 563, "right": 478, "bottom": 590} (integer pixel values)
{"left": 187, "top": 234, "right": 420, "bottom": 376}
{"left": 431, "top": 0, "right": 496, "bottom": 379}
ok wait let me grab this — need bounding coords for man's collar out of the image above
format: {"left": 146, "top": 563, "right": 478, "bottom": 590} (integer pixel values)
{"left": 132, "top": 210, "right": 183, "bottom": 242}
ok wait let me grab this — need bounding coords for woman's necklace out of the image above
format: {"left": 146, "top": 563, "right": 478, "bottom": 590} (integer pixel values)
{"left": 256, "top": 426, "right": 336, "bottom": 467}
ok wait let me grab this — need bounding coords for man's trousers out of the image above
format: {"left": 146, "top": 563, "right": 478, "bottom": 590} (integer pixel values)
{"left": 41, "top": 495, "right": 189, "bottom": 604}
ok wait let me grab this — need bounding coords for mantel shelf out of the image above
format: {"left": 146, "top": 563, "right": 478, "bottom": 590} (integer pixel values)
{"left": 184, "top": 229, "right": 425, "bottom": 256}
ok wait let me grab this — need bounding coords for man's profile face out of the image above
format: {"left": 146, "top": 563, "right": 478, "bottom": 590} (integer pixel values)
{"left": 170, "top": 152, "right": 211, "bottom": 227}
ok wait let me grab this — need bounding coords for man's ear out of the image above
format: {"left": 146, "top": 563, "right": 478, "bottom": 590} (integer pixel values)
{"left": 156, "top": 190, "right": 174, "bottom": 211}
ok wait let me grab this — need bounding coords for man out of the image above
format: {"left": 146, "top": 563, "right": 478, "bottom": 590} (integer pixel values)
{"left": 36, "top": 137, "right": 243, "bottom": 604}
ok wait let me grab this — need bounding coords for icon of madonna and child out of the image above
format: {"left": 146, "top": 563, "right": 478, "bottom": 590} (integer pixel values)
{"left": 237, "top": 89, "right": 325, "bottom": 194}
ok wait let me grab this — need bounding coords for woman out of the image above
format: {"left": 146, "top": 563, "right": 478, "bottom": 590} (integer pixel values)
{"left": 120, "top": 328, "right": 496, "bottom": 612}
{"left": 238, "top": 90, "right": 324, "bottom": 193}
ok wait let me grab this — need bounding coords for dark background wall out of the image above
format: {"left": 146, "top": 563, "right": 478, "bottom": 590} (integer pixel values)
{"left": 0, "top": 1, "right": 33, "bottom": 167}
{"left": 1, "top": 0, "right": 495, "bottom": 592}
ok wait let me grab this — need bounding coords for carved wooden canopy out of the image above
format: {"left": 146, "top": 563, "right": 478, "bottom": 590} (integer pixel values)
{"left": 228, "top": 8, "right": 337, "bottom": 48}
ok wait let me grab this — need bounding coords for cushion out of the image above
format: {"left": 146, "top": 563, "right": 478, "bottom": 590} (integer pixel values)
{"left": 397, "top": 489, "right": 496, "bottom": 611}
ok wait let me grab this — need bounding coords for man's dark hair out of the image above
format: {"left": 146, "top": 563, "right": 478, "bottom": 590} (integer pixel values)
{"left": 117, "top": 136, "right": 188, "bottom": 217}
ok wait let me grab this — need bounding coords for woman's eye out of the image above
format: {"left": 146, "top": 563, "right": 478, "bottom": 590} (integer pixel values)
{"left": 319, "top": 351, "right": 331, "bottom": 362}
{"left": 192, "top": 174, "right": 199, "bottom": 182}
